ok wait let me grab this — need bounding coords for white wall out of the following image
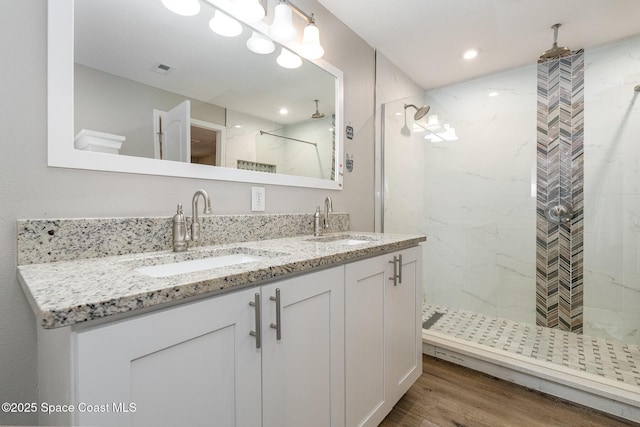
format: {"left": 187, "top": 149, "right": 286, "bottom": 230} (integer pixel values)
{"left": 0, "top": 1, "right": 374, "bottom": 424}
{"left": 583, "top": 35, "right": 640, "bottom": 344}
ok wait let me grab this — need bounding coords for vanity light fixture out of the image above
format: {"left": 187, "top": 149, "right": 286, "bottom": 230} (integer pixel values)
{"left": 246, "top": 31, "right": 275, "bottom": 54}
{"left": 300, "top": 15, "right": 324, "bottom": 60}
{"left": 269, "top": 1, "right": 297, "bottom": 42}
{"left": 161, "top": 0, "right": 201, "bottom": 16}
{"left": 209, "top": 10, "right": 243, "bottom": 37}
{"left": 276, "top": 48, "right": 302, "bottom": 69}
{"left": 269, "top": 1, "right": 325, "bottom": 59}
{"left": 233, "top": 0, "right": 266, "bottom": 23}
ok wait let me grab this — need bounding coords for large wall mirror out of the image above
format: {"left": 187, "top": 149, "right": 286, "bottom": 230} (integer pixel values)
{"left": 48, "top": 0, "right": 343, "bottom": 189}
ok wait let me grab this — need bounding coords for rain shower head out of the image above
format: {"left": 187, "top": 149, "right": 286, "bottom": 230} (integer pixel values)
{"left": 311, "top": 99, "right": 325, "bottom": 119}
{"left": 404, "top": 104, "right": 431, "bottom": 120}
{"left": 538, "top": 23, "right": 572, "bottom": 63}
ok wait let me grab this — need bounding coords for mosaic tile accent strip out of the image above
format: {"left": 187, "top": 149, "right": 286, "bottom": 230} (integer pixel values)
{"left": 536, "top": 50, "right": 585, "bottom": 333}
{"left": 17, "top": 213, "right": 350, "bottom": 265}
{"left": 422, "top": 304, "right": 640, "bottom": 387}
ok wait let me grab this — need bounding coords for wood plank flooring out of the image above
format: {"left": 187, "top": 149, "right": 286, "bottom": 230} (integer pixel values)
{"left": 380, "top": 355, "right": 637, "bottom": 427}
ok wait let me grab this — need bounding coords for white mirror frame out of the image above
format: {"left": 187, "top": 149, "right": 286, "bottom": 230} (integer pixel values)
{"left": 48, "top": 0, "right": 344, "bottom": 190}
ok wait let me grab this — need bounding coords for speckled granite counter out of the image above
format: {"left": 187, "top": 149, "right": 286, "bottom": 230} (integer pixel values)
{"left": 18, "top": 231, "right": 425, "bottom": 329}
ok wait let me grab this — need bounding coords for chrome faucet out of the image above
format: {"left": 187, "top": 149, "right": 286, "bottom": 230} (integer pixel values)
{"left": 323, "top": 196, "right": 333, "bottom": 229}
{"left": 190, "top": 189, "right": 213, "bottom": 242}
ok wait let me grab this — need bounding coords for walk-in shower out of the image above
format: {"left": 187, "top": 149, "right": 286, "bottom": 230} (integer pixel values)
{"left": 382, "top": 32, "right": 640, "bottom": 421}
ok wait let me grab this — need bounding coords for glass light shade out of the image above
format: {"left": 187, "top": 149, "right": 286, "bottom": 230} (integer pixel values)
{"left": 276, "top": 48, "right": 302, "bottom": 69}
{"left": 161, "top": 0, "right": 201, "bottom": 16}
{"left": 209, "top": 11, "right": 243, "bottom": 37}
{"left": 234, "top": 0, "right": 265, "bottom": 23}
{"left": 300, "top": 23, "right": 324, "bottom": 59}
{"left": 269, "top": 3, "right": 297, "bottom": 42}
{"left": 246, "top": 31, "right": 275, "bottom": 54}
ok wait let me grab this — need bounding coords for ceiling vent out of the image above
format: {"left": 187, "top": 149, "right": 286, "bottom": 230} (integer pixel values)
{"left": 153, "top": 62, "right": 174, "bottom": 75}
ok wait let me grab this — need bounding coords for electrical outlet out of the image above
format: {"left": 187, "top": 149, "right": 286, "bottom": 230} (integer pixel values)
{"left": 251, "top": 187, "right": 265, "bottom": 212}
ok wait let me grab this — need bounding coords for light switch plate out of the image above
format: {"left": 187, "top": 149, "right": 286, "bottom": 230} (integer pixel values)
{"left": 251, "top": 186, "right": 265, "bottom": 212}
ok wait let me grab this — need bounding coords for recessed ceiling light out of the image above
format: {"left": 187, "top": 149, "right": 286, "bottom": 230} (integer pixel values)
{"left": 489, "top": 91, "right": 498, "bottom": 97}
{"left": 463, "top": 49, "right": 479, "bottom": 60}
{"left": 279, "top": 108, "right": 288, "bottom": 115}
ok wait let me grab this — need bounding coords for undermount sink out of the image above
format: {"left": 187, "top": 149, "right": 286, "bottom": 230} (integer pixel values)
{"left": 128, "top": 248, "right": 283, "bottom": 278}
{"left": 135, "top": 254, "right": 264, "bottom": 278}
{"left": 305, "top": 235, "right": 377, "bottom": 245}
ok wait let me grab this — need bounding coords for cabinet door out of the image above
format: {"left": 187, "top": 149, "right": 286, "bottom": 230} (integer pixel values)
{"left": 73, "top": 287, "right": 261, "bottom": 427}
{"left": 345, "top": 246, "right": 423, "bottom": 427}
{"left": 385, "top": 246, "right": 423, "bottom": 403}
{"left": 261, "top": 266, "right": 345, "bottom": 427}
{"left": 344, "top": 254, "right": 388, "bottom": 427}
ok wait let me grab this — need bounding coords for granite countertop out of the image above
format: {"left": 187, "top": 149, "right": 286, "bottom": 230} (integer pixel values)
{"left": 18, "top": 232, "right": 426, "bottom": 329}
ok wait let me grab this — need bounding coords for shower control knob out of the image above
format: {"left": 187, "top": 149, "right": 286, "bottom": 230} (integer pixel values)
{"left": 544, "top": 202, "right": 573, "bottom": 224}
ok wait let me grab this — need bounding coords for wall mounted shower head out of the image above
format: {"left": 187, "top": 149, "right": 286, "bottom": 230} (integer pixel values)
{"left": 404, "top": 104, "right": 431, "bottom": 120}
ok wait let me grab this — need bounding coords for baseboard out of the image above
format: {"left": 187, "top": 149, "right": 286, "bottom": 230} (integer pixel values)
{"left": 423, "top": 330, "right": 640, "bottom": 423}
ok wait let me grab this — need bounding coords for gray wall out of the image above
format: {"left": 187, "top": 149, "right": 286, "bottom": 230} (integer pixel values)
{"left": 0, "top": 1, "right": 374, "bottom": 424}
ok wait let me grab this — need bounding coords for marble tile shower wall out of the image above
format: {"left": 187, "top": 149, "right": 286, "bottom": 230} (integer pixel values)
{"left": 583, "top": 35, "right": 640, "bottom": 345}
{"left": 384, "top": 66, "right": 539, "bottom": 324}
{"left": 17, "top": 213, "right": 350, "bottom": 265}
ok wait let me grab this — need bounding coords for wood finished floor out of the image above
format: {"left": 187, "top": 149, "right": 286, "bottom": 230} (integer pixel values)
{"left": 380, "top": 355, "right": 637, "bottom": 427}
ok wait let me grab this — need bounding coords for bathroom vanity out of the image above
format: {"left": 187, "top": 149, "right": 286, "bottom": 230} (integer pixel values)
{"left": 17, "top": 216, "right": 425, "bottom": 427}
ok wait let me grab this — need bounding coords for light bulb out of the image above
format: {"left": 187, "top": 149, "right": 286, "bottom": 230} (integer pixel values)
{"left": 234, "top": 0, "right": 265, "bottom": 23}
{"left": 300, "top": 22, "right": 324, "bottom": 59}
{"left": 161, "top": 0, "right": 200, "bottom": 16}
{"left": 246, "top": 31, "right": 275, "bottom": 54}
{"left": 276, "top": 48, "right": 302, "bottom": 69}
{"left": 269, "top": 2, "right": 297, "bottom": 42}
{"left": 209, "top": 11, "right": 242, "bottom": 37}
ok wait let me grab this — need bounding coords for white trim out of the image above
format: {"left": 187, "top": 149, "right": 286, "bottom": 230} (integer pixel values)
{"left": 48, "top": 0, "right": 343, "bottom": 190}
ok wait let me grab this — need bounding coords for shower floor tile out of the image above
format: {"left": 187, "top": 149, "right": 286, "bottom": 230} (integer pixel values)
{"left": 422, "top": 304, "right": 640, "bottom": 388}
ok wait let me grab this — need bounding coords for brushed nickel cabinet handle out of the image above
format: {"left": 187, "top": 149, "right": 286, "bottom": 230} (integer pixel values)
{"left": 389, "top": 256, "right": 398, "bottom": 286}
{"left": 249, "top": 293, "right": 261, "bottom": 349}
{"left": 398, "top": 254, "right": 403, "bottom": 284}
{"left": 269, "top": 288, "right": 282, "bottom": 340}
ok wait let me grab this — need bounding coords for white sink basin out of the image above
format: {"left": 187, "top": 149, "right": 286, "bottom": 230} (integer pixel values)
{"left": 337, "top": 239, "right": 370, "bottom": 245}
{"left": 135, "top": 253, "right": 264, "bottom": 278}
{"left": 305, "top": 235, "right": 376, "bottom": 245}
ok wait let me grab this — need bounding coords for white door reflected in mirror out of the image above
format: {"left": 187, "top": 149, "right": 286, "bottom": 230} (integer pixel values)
{"left": 153, "top": 100, "right": 191, "bottom": 163}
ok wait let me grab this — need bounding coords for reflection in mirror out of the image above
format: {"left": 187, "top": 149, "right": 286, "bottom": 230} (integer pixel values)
{"left": 48, "top": 0, "right": 343, "bottom": 189}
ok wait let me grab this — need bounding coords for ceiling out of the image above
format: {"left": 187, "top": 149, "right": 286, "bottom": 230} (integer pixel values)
{"left": 75, "top": 0, "right": 336, "bottom": 125}
{"left": 316, "top": 0, "right": 640, "bottom": 89}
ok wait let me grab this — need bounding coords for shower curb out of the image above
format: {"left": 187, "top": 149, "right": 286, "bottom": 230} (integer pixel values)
{"left": 423, "top": 330, "right": 640, "bottom": 423}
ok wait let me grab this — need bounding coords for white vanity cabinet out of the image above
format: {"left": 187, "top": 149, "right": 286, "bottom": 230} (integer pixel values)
{"left": 37, "top": 245, "right": 422, "bottom": 427}
{"left": 73, "top": 287, "right": 262, "bottom": 427}
{"left": 344, "top": 246, "right": 422, "bottom": 427}
{"left": 261, "top": 266, "right": 344, "bottom": 427}
{"left": 64, "top": 266, "right": 344, "bottom": 427}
